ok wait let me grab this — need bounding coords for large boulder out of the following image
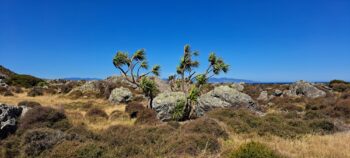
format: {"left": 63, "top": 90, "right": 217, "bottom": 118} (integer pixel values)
{"left": 194, "top": 85, "right": 257, "bottom": 117}
{"left": 0, "top": 104, "right": 29, "bottom": 139}
{"left": 108, "top": 87, "right": 133, "bottom": 104}
{"left": 284, "top": 81, "right": 326, "bottom": 99}
{"left": 152, "top": 92, "right": 186, "bottom": 121}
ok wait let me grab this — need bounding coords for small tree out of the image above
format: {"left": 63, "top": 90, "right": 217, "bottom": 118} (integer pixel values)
{"left": 169, "top": 44, "right": 229, "bottom": 119}
{"left": 113, "top": 49, "right": 160, "bottom": 108}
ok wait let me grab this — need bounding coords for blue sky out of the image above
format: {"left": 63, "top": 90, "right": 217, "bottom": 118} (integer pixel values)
{"left": 1, "top": 0, "right": 349, "bottom": 82}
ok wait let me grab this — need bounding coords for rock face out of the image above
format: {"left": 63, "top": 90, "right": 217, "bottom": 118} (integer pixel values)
{"left": 194, "top": 85, "right": 256, "bottom": 117}
{"left": 231, "top": 82, "right": 244, "bottom": 92}
{"left": 284, "top": 81, "right": 326, "bottom": 98}
{"left": 152, "top": 92, "right": 186, "bottom": 121}
{"left": 0, "top": 104, "right": 28, "bottom": 139}
{"left": 108, "top": 87, "right": 133, "bottom": 104}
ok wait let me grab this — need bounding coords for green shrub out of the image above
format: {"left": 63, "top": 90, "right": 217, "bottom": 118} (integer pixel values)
{"left": 229, "top": 142, "right": 282, "bottom": 158}
{"left": 171, "top": 99, "right": 186, "bottom": 121}
{"left": 5, "top": 74, "right": 44, "bottom": 88}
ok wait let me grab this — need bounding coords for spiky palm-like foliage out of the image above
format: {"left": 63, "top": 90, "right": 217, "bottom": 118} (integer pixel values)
{"left": 113, "top": 49, "right": 160, "bottom": 87}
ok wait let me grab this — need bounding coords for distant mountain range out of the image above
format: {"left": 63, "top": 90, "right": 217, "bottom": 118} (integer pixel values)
{"left": 208, "top": 78, "right": 257, "bottom": 83}
{"left": 61, "top": 77, "right": 102, "bottom": 81}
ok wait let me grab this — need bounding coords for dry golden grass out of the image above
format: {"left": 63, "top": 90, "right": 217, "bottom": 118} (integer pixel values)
{"left": 0, "top": 92, "right": 135, "bottom": 131}
{"left": 221, "top": 132, "right": 350, "bottom": 158}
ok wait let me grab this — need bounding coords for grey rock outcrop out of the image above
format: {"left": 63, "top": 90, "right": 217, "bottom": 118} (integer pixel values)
{"left": 284, "top": 81, "right": 326, "bottom": 98}
{"left": 194, "top": 85, "right": 256, "bottom": 117}
{"left": 257, "top": 91, "right": 269, "bottom": 101}
{"left": 0, "top": 104, "right": 28, "bottom": 139}
{"left": 108, "top": 87, "right": 133, "bottom": 104}
{"left": 231, "top": 82, "right": 244, "bottom": 92}
{"left": 152, "top": 92, "right": 186, "bottom": 121}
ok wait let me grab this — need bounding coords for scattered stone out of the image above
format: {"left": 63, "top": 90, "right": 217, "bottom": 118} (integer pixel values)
{"left": 108, "top": 87, "right": 133, "bottom": 104}
{"left": 194, "top": 85, "right": 257, "bottom": 117}
{"left": 152, "top": 91, "right": 186, "bottom": 121}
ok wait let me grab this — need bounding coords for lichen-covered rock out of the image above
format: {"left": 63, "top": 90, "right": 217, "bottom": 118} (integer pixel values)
{"left": 284, "top": 81, "right": 326, "bottom": 98}
{"left": 108, "top": 87, "right": 133, "bottom": 104}
{"left": 152, "top": 92, "right": 186, "bottom": 121}
{"left": 194, "top": 85, "right": 256, "bottom": 117}
{"left": 231, "top": 82, "right": 244, "bottom": 92}
{"left": 0, "top": 104, "right": 28, "bottom": 139}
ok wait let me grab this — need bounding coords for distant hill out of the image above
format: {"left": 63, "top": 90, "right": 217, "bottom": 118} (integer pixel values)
{"left": 0, "top": 65, "right": 16, "bottom": 78}
{"left": 208, "top": 77, "right": 257, "bottom": 83}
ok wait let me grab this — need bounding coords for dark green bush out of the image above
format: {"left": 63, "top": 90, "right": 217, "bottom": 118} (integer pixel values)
{"left": 229, "top": 142, "right": 282, "bottom": 158}
{"left": 5, "top": 74, "right": 44, "bottom": 88}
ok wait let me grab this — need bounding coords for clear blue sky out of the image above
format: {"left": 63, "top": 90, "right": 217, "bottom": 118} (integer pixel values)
{"left": 1, "top": 0, "right": 349, "bottom": 82}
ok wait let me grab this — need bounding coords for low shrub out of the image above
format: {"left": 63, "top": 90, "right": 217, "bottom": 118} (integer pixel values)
{"left": 207, "top": 108, "right": 336, "bottom": 138}
{"left": 329, "top": 80, "right": 350, "bottom": 92}
{"left": 5, "top": 74, "right": 44, "bottom": 88}
{"left": 18, "top": 106, "right": 71, "bottom": 133}
{"left": 0, "top": 135, "right": 21, "bottom": 158}
{"left": 66, "top": 124, "right": 100, "bottom": 141}
{"left": 229, "top": 142, "right": 283, "bottom": 158}
{"left": 61, "top": 101, "right": 92, "bottom": 111}
{"left": 3, "top": 90, "right": 14, "bottom": 96}
{"left": 27, "top": 87, "right": 44, "bottom": 97}
{"left": 166, "top": 133, "right": 220, "bottom": 156}
{"left": 17, "top": 100, "right": 41, "bottom": 108}
{"left": 68, "top": 90, "right": 83, "bottom": 99}
{"left": 41, "top": 141, "right": 82, "bottom": 158}
{"left": 22, "top": 128, "right": 67, "bottom": 157}
{"left": 182, "top": 117, "right": 228, "bottom": 139}
{"left": 10, "top": 86, "right": 23, "bottom": 93}
{"left": 135, "top": 108, "right": 159, "bottom": 125}
{"left": 86, "top": 108, "right": 108, "bottom": 118}
{"left": 75, "top": 143, "right": 105, "bottom": 158}
{"left": 125, "top": 102, "right": 145, "bottom": 118}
